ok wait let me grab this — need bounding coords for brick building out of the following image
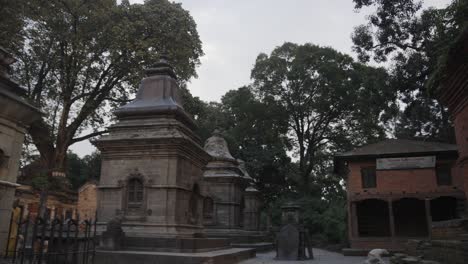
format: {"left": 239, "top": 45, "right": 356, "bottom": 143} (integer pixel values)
{"left": 334, "top": 139, "right": 464, "bottom": 251}
{"left": 14, "top": 185, "right": 78, "bottom": 220}
{"left": 77, "top": 181, "right": 97, "bottom": 220}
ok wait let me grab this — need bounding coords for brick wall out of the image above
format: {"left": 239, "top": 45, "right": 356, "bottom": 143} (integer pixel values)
{"left": 77, "top": 183, "right": 97, "bottom": 220}
{"left": 347, "top": 159, "right": 462, "bottom": 195}
{"left": 454, "top": 107, "right": 468, "bottom": 201}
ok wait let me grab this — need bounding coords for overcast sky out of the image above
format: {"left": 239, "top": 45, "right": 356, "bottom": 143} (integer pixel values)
{"left": 70, "top": 0, "right": 450, "bottom": 157}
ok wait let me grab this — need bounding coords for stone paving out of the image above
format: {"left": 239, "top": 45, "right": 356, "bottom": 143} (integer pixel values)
{"left": 239, "top": 248, "right": 386, "bottom": 264}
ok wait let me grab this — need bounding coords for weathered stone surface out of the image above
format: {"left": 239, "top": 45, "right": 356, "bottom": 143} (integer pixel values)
{"left": 202, "top": 131, "right": 248, "bottom": 230}
{"left": 99, "top": 216, "right": 125, "bottom": 250}
{"left": 0, "top": 47, "right": 41, "bottom": 255}
{"left": 276, "top": 224, "right": 300, "bottom": 260}
{"left": 94, "top": 57, "right": 211, "bottom": 238}
{"left": 243, "top": 186, "right": 261, "bottom": 231}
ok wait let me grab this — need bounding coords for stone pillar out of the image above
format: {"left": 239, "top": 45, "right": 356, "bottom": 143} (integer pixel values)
{"left": 0, "top": 47, "right": 41, "bottom": 256}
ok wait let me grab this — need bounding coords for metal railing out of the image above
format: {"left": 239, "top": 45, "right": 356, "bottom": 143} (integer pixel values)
{"left": 3, "top": 211, "right": 96, "bottom": 264}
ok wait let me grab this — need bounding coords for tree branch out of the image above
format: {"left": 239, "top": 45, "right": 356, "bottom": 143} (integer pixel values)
{"left": 70, "top": 130, "right": 108, "bottom": 145}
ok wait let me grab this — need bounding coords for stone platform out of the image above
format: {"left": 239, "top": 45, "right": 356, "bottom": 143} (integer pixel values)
{"left": 95, "top": 247, "right": 256, "bottom": 264}
{"left": 231, "top": 242, "right": 274, "bottom": 252}
{"left": 122, "top": 236, "right": 231, "bottom": 253}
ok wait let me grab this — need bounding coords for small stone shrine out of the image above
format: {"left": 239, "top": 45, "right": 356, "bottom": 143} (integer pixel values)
{"left": 238, "top": 160, "right": 262, "bottom": 232}
{"left": 94, "top": 57, "right": 255, "bottom": 263}
{"left": 276, "top": 202, "right": 313, "bottom": 260}
{"left": 202, "top": 130, "right": 250, "bottom": 230}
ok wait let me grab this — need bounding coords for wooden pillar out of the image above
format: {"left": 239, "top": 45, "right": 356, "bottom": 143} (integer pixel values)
{"left": 388, "top": 199, "right": 396, "bottom": 239}
{"left": 425, "top": 199, "right": 432, "bottom": 238}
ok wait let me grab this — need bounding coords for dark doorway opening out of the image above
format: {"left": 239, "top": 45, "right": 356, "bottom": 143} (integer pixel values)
{"left": 393, "top": 198, "right": 428, "bottom": 237}
{"left": 431, "top": 196, "right": 458, "bottom": 222}
{"left": 356, "top": 199, "right": 391, "bottom": 237}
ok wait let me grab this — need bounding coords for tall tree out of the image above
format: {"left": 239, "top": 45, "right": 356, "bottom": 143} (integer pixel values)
{"left": 2, "top": 0, "right": 203, "bottom": 174}
{"left": 251, "top": 43, "right": 394, "bottom": 190}
{"left": 352, "top": 0, "right": 467, "bottom": 142}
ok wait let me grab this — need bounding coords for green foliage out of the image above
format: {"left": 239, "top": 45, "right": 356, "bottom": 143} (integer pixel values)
{"left": 251, "top": 42, "right": 394, "bottom": 189}
{"left": 31, "top": 173, "right": 49, "bottom": 190}
{"left": 352, "top": 0, "right": 465, "bottom": 142}
{"left": 66, "top": 151, "right": 101, "bottom": 190}
{"left": 2, "top": 0, "right": 203, "bottom": 172}
{"left": 192, "top": 87, "right": 293, "bottom": 203}
{"left": 268, "top": 194, "right": 347, "bottom": 244}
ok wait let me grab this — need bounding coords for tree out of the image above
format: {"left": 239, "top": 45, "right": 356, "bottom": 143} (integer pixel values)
{"left": 352, "top": 0, "right": 467, "bottom": 142}
{"left": 251, "top": 43, "right": 394, "bottom": 190}
{"left": 219, "top": 87, "right": 292, "bottom": 203}
{"left": 3, "top": 0, "right": 203, "bottom": 175}
{"left": 192, "top": 87, "right": 293, "bottom": 203}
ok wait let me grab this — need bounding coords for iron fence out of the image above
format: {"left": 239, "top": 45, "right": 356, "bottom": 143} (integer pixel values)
{"left": 3, "top": 211, "right": 96, "bottom": 264}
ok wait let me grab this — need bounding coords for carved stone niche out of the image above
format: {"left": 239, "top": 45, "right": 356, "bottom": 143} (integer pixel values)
{"left": 188, "top": 184, "right": 201, "bottom": 225}
{"left": 0, "top": 149, "right": 9, "bottom": 169}
{"left": 122, "top": 171, "right": 147, "bottom": 221}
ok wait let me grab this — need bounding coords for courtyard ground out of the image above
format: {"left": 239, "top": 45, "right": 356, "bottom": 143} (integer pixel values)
{"left": 239, "top": 248, "right": 384, "bottom": 264}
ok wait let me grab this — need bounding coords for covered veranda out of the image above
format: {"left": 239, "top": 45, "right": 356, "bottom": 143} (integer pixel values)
{"left": 348, "top": 193, "right": 465, "bottom": 250}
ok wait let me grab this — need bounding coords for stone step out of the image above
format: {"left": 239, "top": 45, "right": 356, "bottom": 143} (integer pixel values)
{"left": 231, "top": 242, "right": 274, "bottom": 252}
{"left": 95, "top": 247, "right": 256, "bottom": 264}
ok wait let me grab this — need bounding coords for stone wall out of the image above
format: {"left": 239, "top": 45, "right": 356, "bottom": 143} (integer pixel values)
{"left": 431, "top": 219, "right": 468, "bottom": 240}
{"left": 403, "top": 239, "right": 468, "bottom": 264}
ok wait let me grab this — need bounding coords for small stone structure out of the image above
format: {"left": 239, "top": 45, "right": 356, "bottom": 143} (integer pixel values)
{"left": 243, "top": 186, "right": 262, "bottom": 231}
{"left": 94, "top": 56, "right": 211, "bottom": 237}
{"left": 275, "top": 203, "right": 313, "bottom": 260}
{"left": 77, "top": 181, "right": 97, "bottom": 220}
{"left": 202, "top": 130, "right": 249, "bottom": 229}
{"left": 93, "top": 57, "right": 256, "bottom": 263}
{"left": 0, "top": 47, "right": 41, "bottom": 255}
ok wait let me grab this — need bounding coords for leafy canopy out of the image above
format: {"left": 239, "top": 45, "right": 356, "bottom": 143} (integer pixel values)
{"left": 1, "top": 0, "right": 203, "bottom": 173}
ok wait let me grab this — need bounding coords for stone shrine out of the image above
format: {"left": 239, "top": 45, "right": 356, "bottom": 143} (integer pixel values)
{"left": 94, "top": 57, "right": 255, "bottom": 263}
{"left": 202, "top": 130, "right": 250, "bottom": 230}
{"left": 0, "top": 47, "right": 41, "bottom": 255}
{"left": 276, "top": 202, "right": 313, "bottom": 260}
{"left": 200, "top": 132, "right": 272, "bottom": 253}
{"left": 94, "top": 56, "right": 211, "bottom": 237}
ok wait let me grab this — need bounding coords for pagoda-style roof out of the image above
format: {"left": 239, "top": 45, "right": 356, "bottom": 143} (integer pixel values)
{"left": 112, "top": 56, "right": 196, "bottom": 129}
{"left": 335, "top": 139, "right": 458, "bottom": 161}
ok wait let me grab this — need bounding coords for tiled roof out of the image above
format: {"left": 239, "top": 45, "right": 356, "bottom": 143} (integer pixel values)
{"left": 336, "top": 139, "right": 457, "bottom": 158}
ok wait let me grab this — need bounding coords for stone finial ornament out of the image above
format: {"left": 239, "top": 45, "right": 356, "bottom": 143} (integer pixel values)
{"left": 0, "top": 47, "right": 16, "bottom": 78}
{"left": 113, "top": 55, "right": 185, "bottom": 118}
{"left": 204, "top": 130, "right": 235, "bottom": 161}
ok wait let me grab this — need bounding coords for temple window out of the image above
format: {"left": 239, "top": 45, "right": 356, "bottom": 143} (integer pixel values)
{"left": 361, "top": 167, "right": 376, "bottom": 188}
{"left": 436, "top": 165, "right": 452, "bottom": 186}
{"left": 127, "top": 178, "right": 144, "bottom": 209}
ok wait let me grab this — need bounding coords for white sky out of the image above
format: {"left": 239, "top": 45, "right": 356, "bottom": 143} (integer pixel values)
{"left": 70, "top": 0, "right": 451, "bottom": 157}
